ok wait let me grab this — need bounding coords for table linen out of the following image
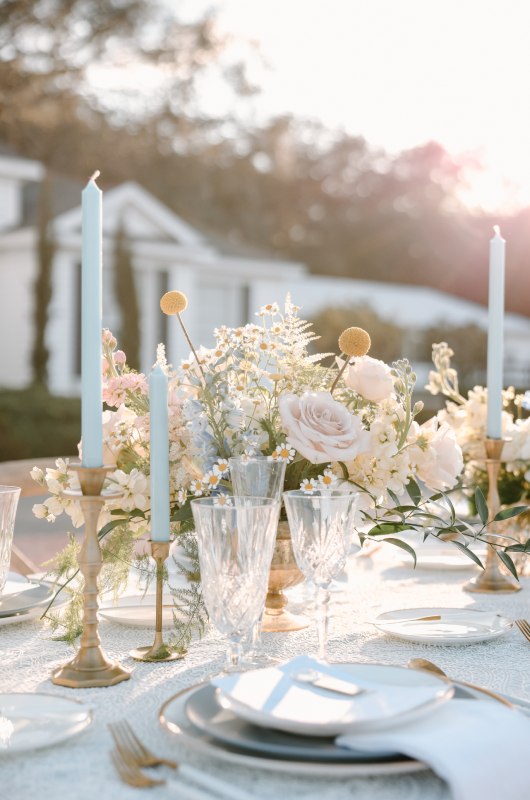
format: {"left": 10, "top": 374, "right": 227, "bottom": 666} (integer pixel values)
{"left": 1, "top": 548, "right": 530, "bottom": 800}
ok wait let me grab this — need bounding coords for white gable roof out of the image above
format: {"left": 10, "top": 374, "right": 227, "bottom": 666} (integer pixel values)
{"left": 53, "top": 180, "right": 209, "bottom": 247}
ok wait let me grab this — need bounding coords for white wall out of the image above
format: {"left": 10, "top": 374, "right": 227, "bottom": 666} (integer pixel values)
{"left": 0, "top": 247, "right": 36, "bottom": 388}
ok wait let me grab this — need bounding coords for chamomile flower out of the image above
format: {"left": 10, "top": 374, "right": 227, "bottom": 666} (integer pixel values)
{"left": 300, "top": 478, "right": 318, "bottom": 494}
{"left": 318, "top": 468, "right": 338, "bottom": 489}
{"left": 271, "top": 442, "right": 296, "bottom": 463}
{"left": 203, "top": 471, "right": 221, "bottom": 490}
{"left": 213, "top": 459, "right": 230, "bottom": 476}
{"left": 213, "top": 496, "right": 233, "bottom": 507}
{"left": 189, "top": 479, "right": 204, "bottom": 496}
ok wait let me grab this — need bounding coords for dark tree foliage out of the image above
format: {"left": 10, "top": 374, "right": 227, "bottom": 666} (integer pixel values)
{"left": 114, "top": 227, "right": 140, "bottom": 371}
{"left": 31, "top": 172, "right": 54, "bottom": 387}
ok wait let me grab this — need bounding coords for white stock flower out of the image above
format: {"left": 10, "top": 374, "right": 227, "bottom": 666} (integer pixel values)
{"left": 279, "top": 391, "right": 369, "bottom": 464}
{"left": 410, "top": 419, "right": 464, "bottom": 491}
{"left": 341, "top": 356, "right": 394, "bottom": 403}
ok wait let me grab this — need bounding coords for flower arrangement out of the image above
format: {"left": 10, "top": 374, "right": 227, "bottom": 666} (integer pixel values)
{"left": 427, "top": 341, "right": 530, "bottom": 507}
{"left": 32, "top": 300, "right": 529, "bottom": 648}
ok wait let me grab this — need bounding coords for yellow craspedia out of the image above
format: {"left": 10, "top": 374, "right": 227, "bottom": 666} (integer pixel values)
{"left": 160, "top": 291, "right": 188, "bottom": 315}
{"left": 338, "top": 327, "right": 371, "bottom": 357}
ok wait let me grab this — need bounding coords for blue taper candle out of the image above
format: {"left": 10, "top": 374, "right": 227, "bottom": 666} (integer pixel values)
{"left": 149, "top": 366, "right": 171, "bottom": 541}
{"left": 81, "top": 172, "right": 103, "bottom": 467}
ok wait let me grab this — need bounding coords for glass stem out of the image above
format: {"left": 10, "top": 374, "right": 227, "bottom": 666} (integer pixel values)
{"left": 226, "top": 637, "right": 244, "bottom": 672}
{"left": 316, "top": 586, "right": 330, "bottom": 662}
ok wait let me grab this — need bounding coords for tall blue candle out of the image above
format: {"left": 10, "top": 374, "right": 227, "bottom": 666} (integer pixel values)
{"left": 149, "top": 366, "right": 171, "bottom": 541}
{"left": 81, "top": 172, "right": 103, "bottom": 467}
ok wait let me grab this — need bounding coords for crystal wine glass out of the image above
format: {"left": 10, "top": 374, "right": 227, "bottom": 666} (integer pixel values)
{"left": 228, "top": 457, "right": 285, "bottom": 664}
{"left": 190, "top": 496, "right": 280, "bottom": 672}
{"left": 283, "top": 490, "right": 359, "bottom": 662}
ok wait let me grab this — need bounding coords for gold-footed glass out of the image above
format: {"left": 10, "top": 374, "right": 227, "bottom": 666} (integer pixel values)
{"left": 51, "top": 465, "right": 132, "bottom": 688}
{"left": 465, "top": 438, "right": 521, "bottom": 594}
{"left": 262, "top": 521, "right": 310, "bottom": 632}
{"left": 130, "top": 541, "right": 184, "bottom": 662}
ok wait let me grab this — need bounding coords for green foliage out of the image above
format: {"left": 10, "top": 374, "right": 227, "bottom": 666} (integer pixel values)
{"left": 31, "top": 173, "right": 54, "bottom": 387}
{"left": 0, "top": 388, "right": 80, "bottom": 461}
{"left": 114, "top": 227, "right": 140, "bottom": 371}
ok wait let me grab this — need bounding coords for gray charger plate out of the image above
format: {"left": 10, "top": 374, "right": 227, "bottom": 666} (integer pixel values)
{"left": 160, "top": 677, "right": 495, "bottom": 777}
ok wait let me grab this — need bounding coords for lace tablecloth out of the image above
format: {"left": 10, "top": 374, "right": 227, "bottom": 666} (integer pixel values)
{"left": 2, "top": 547, "right": 530, "bottom": 800}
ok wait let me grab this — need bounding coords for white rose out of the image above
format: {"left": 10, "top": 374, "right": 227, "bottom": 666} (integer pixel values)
{"left": 413, "top": 420, "right": 464, "bottom": 491}
{"left": 341, "top": 356, "right": 394, "bottom": 403}
{"left": 278, "top": 391, "right": 368, "bottom": 464}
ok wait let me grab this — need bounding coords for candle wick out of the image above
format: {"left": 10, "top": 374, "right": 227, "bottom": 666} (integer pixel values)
{"left": 493, "top": 224, "right": 501, "bottom": 236}
{"left": 89, "top": 170, "right": 101, "bottom": 182}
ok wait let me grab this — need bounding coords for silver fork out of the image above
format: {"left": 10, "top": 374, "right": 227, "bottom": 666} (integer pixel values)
{"left": 515, "top": 619, "right": 530, "bottom": 643}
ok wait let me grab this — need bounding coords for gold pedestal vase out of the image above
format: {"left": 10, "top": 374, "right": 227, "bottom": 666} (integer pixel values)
{"left": 51, "top": 465, "right": 132, "bottom": 688}
{"left": 262, "top": 521, "right": 310, "bottom": 632}
{"left": 465, "top": 439, "right": 521, "bottom": 594}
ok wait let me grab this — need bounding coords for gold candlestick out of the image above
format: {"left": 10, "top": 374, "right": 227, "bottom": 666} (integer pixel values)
{"left": 465, "top": 438, "right": 521, "bottom": 593}
{"left": 52, "top": 465, "right": 132, "bottom": 687}
{"left": 130, "top": 541, "right": 184, "bottom": 662}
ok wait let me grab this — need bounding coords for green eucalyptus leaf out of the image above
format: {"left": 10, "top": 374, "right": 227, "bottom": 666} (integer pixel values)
{"left": 447, "top": 540, "right": 484, "bottom": 568}
{"left": 474, "top": 487, "right": 489, "bottom": 525}
{"left": 407, "top": 479, "right": 422, "bottom": 506}
{"left": 367, "top": 522, "right": 418, "bottom": 536}
{"left": 496, "top": 550, "right": 519, "bottom": 580}
{"left": 493, "top": 505, "right": 529, "bottom": 522}
{"left": 384, "top": 538, "right": 417, "bottom": 567}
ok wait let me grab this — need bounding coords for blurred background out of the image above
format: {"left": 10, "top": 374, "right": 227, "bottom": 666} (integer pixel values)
{"left": 2, "top": 0, "right": 530, "bottom": 466}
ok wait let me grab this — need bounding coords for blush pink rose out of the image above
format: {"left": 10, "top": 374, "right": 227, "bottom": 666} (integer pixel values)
{"left": 341, "top": 356, "right": 394, "bottom": 403}
{"left": 278, "top": 391, "right": 368, "bottom": 464}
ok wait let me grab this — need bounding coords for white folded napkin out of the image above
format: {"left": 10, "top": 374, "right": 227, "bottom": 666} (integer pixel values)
{"left": 337, "top": 698, "right": 530, "bottom": 800}
{"left": 212, "top": 656, "right": 447, "bottom": 736}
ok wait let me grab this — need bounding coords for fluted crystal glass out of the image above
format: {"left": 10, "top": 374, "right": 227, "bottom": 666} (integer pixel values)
{"left": 191, "top": 496, "right": 280, "bottom": 671}
{"left": 229, "top": 456, "right": 285, "bottom": 663}
{"left": 283, "top": 490, "right": 359, "bottom": 661}
{"left": 0, "top": 486, "right": 21, "bottom": 594}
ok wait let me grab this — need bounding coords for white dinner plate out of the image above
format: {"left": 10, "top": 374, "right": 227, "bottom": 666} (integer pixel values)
{"left": 160, "top": 680, "right": 427, "bottom": 777}
{"left": 212, "top": 657, "right": 453, "bottom": 737}
{"left": 373, "top": 607, "right": 513, "bottom": 645}
{"left": 0, "top": 693, "right": 93, "bottom": 754}
{"left": 99, "top": 595, "right": 184, "bottom": 628}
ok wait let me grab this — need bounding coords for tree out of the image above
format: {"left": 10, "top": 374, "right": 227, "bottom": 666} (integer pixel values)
{"left": 114, "top": 226, "right": 140, "bottom": 371}
{"left": 310, "top": 305, "right": 404, "bottom": 365}
{"left": 31, "top": 172, "right": 54, "bottom": 387}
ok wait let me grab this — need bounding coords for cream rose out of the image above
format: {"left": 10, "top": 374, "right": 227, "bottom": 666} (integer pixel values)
{"left": 341, "top": 356, "right": 394, "bottom": 403}
{"left": 278, "top": 391, "right": 368, "bottom": 464}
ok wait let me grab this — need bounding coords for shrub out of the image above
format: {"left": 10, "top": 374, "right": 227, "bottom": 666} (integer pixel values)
{"left": 0, "top": 388, "right": 80, "bottom": 461}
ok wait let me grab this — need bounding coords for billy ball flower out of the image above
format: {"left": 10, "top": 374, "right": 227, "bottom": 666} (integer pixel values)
{"left": 338, "top": 327, "right": 371, "bottom": 358}
{"left": 160, "top": 290, "right": 188, "bottom": 315}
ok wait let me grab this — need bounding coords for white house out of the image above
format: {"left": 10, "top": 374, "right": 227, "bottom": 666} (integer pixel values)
{"left": 1, "top": 150, "right": 530, "bottom": 396}
{"left": 0, "top": 152, "right": 305, "bottom": 394}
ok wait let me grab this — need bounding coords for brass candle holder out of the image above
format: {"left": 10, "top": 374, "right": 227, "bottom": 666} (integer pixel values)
{"left": 52, "top": 465, "right": 132, "bottom": 687}
{"left": 130, "top": 540, "right": 184, "bottom": 662}
{"left": 465, "top": 438, "right": 521, "bottom": 594}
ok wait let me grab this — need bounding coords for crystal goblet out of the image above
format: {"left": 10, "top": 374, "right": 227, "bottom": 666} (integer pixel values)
{"left": 190, "top": 496, "right": 280, "bottom": 672}
{"left": 283, "top": 490, "right": 359, "bottom": 662}
{"left": 0, "top": 486, "right": 21, "bottom": 594}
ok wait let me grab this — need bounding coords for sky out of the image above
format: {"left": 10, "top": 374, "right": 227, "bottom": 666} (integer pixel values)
{"left": 92, "top": 0, "right": 530, "bottom": 212}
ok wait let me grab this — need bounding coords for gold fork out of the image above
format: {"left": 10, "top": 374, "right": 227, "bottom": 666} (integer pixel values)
{"left": 515, "top": 619, "right": 530, "bottom": 643}
{"left": 109, "top": 720, "right": 177, "bottom": 769}
{"left": 110, "top": 748, "right": 164, "bottom": 788}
